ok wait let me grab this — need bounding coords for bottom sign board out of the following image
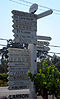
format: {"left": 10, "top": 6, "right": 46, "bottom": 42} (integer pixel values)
{"left": 8, "top": 94, "right": 29, "bottom": 99}
{"left": 8, "top": 48, "right": 31, "bottom": 90}
{"left": 8, "top": 85, "right": 29, "bottom": 90}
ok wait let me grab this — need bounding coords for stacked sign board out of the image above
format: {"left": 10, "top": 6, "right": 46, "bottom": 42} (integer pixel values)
{"left": 8, "top": 48, "right": 31, "bottom": 90}
{"left": 12, "top": 10, "right": 37, "bottom": 44}
{"left": 8, "top": 9, "right": 52, "bottom": 91}
{"left": 37, "top": 41, "right": 50, "bottom": 59}
{"left": 37, "top": 41, "right": 50, "bottom": 52}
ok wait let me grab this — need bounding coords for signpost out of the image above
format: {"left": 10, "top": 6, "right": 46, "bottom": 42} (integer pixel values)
{"left": 7, "top": 3, "right": 53, "bottom": 99}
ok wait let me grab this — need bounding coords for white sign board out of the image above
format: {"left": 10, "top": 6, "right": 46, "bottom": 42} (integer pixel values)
{"left": 12, "top": 10, "right": 37, "bottom": 44}
{"left": 37, "top": 46, "right": 50, "bottom": 52}
{"left": 8, "top": 48, "right": 31, "bottom": 90}
{"left": 37, "top": 9, "right": 53, "bottom": 19}
{"left": 14, "top": 34, "right": 37, "bottom": 44}
{"left": 37, "top": 41, "right": 49, "bottom": 46}
{"left": 37, "top": 36, "right": 52, "bottom": 41}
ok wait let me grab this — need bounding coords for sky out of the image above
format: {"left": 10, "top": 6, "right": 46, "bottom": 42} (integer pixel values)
{"left": 0, "top": 0, "right": 60, "bottom": 56}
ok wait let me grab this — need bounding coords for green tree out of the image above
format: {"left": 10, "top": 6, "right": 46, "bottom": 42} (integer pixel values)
{"left": 1, "top": 59, "right": 8, "bottom": 73}
{"left": 51, "top": 54, "right": 60, "bottom": 71}
{"left": 28, "top": 59, "right": 60, "bottom": 99}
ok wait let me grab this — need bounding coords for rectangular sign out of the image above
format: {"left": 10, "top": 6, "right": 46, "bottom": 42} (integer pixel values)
{"left": 12, "top": 24, "right": 37, "bottom": 31}
{"left": 8, "top": 67, "right": 29, "bottom": 72}
{"left": 8, "top": 80, "right": 29, "bottom": 89}
{"left": 37, "top": 46, "right": 50, "bottom": 51}
{"left": 8, "top": 48, "right": 31, "bottom": 90}
{"left": 14, "top": 35, "right": 37, "bottom": 44}
{"left": 37, "top": 41, "right": 49, "bottom": 46}
{"left": 8, "top": 94, "right": 29, "bottom": 99}
{"left": 13, "top": 30, "right": 36, "bottom": 36}
{"left": 12, "top": 10, "right": 37, "bottom": 31}
{"left": 37, "top": 35, "right": 51, "bottom": 41}
{"left": 12, "top": 10, "right": 37, "bottom": 44}
{"left": 13, "top": 30, "right": 37, "bottom": 44}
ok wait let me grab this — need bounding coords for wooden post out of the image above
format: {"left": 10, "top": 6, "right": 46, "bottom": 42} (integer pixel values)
{"left": 28, "top": 44, "right": 37, "bottom": 99}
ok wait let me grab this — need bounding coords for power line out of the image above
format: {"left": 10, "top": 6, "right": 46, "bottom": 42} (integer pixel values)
{"left": 0, "top": 38, "right": 8, "bottom": 41}
{"left": 0, "top": 44, "right": 6, "bottom": 46}
{"left": 9, "top": 0, "right": 29, "bottom": 6}
{"left": 9, "top": 0, "right": 60, "bottom": 16}
{"left": 18, "top": 0, "right": 60, "bottom": 13}
{"left": 18, "top": 0, "right": 32, "bottom": 4}
{"left": 38, "top": 5, "right": 60, "bottom": 13}
{"left": 0, "top": 37, "right": 60, "bottom": 48}
{"left": 54, "top": 12, "right": 60, "bottom": 15}
{"left": 0, "top": 38, "right": 60, "bottom": 55}
{"left": 49, "top": 45, "right": 60, "bottom": 48}
{"left": 48, "top": 52, "right": 60, "bottom": 54}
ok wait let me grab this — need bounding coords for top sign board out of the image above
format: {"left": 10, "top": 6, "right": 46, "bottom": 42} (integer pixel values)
{"left": 12, "top": 10, "right": 37, "bottom": 44}
{"left": 29, "top": 3, "right": 38, "bottom": 14}
{"left": 12, "top": 10, "right": 37, "bottom": 31}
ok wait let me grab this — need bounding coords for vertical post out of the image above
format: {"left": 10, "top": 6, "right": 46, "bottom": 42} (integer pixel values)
{"left": 28, "top": 44, "right": 37, "bottom": 74}
{"left": 28, "top": 44, "right": 37, "bottom": 99}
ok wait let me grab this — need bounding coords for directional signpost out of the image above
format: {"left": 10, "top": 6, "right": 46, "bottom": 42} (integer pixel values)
{"left": 7, "top": 3, "right": 53, "bottom": 99}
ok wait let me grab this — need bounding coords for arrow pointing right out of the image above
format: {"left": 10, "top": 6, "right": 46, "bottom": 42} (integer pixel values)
{"left": 37, "top": 9, "right": 53, "bottom": 19}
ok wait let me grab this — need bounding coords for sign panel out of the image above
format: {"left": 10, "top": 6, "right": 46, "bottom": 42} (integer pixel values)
{"left": 8, "top": 80, "right": 29, "bottom": 89}
{"left": 37, "top": 36, "right": 52, "bottom": 41}
{"left": 8, "top": 48, "right": 31, "bottom": 90}
{"left": 8, "top": 94, "right": 29, "bottom": 99}
{"left": 37, "top": 41, "right": 49, "bottom": 46}
{"left": 37, "top": 9, "right": 53, "bottom": 19}
{"left": 37, "top": 46, "right": 50, "bottom": 52}
{"left": 13, "top": 30, "right": 36, "bottom": 36}
{"left": 12, "top": 10, "right": 37, "bottom": 31}
{"left": 12, "top": 10, "right": 37, "bottom": 44}
{"left": 8, "top": 67, "right": 28, "bottom": 72}
{"left": 14, "top": 35, "right": 37, "bottom": 44}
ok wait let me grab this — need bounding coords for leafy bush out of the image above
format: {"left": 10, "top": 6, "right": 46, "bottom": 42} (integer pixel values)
{"left": 0, "top": 73, "right": 8, "bottom": 86}
{"left": 28, "top": 59, "right": 60, "bottom": 98}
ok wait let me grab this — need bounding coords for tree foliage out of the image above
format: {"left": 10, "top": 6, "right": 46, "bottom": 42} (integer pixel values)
{"left": 51, "top": 54, "right": 60, "bottom": 71}
{"left": 28, "top": 59, "right": 60, "bottom": 98}
{"left": 0, "top": 73, "right": 8, "bottom": 86}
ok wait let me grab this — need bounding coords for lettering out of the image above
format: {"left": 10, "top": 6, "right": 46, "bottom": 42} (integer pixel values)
{"left": 8, "top": 94, "right": 29, "bottom": 98}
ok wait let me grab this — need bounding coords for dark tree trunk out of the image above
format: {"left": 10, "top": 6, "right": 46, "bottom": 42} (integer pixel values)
{"left": 41, "top": 88, "right": 48, "bottom": 99}
{"left": 43, "top": 94, "right": 48, "bottom": 99}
